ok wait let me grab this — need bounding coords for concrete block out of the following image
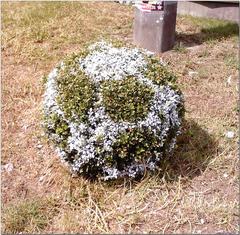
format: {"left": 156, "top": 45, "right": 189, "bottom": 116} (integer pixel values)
{"left": 133, "top": 1, "right": 177, "bottom": 54}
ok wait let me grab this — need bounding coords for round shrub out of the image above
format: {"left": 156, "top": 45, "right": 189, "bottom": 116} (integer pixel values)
{"left": 43, "top": 41, "right": 184, "bottom": 180}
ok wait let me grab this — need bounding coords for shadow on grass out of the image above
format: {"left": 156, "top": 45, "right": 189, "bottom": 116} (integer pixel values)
{"left": 157, "top": 119, "right": 217, "bottom": 181}
{"left": 175, "top": 20, "right": 239, "bottom": 47}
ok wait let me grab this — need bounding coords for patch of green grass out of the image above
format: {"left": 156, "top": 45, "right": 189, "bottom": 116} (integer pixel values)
{"left": 224, "top": 54, "right": 239, "bottom": 70}
{"left": 184, "top": 15, "right": 239, "bottom": 41}
{"left": 201, "top": 21, "right": 239, "bottom": 41}
{"left": 173, "top": 44, "right": 188, "bottom": 54}
{"left": 2, "top": 2, "right": 134, "bottom": 66}
{"left": 30, "top": 26, "right": 50, "bottom": 43}
{"left": 198, "top": 49, "right": 210, "bottom": 58}
{"left": 1, "top": 2, "right": 64, "bottom": 29}
{"left": 2, "top": 198, "right": 59, "bottom": 234}
{"left": 197, "top": 67, "right": 209, "bottom": 79}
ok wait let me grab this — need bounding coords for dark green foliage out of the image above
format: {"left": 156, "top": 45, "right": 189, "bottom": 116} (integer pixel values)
{"left": 114, "top": 128, "right": 160, "bottom": 158}
{"left": 111, "top": 127, "right": 163, "bottom": 168}
{"left": 101, "top": 76, "right": 155, "bottom": 122}
{"left": 56, "top": 54, "right": 96, "bottom": 123}
{"left": 46, "top": 113, "right": 70, "bottom": 149}
{"left": 144, "top": 56, "right": 177, "bottom": 87}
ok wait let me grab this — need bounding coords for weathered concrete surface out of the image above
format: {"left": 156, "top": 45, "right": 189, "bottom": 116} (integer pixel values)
{"left": 133, "top": 1, "right": 177, "bottom": 54}
{"left": 177, "top": 1, "right": 239, "bottom": 23}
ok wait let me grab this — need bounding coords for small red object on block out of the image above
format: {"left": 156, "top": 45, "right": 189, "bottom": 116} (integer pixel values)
{"left": 136, "top": 0, "right": 164, "bottom": 12}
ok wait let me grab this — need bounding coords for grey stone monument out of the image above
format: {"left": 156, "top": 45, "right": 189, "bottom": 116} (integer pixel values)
{"left": 133, "top": 1, "right": 177, "bottom": 53}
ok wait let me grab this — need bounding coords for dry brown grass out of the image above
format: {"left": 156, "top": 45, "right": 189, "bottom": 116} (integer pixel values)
{"left": 1, "top": 2, "right": 239, "bottom": 234}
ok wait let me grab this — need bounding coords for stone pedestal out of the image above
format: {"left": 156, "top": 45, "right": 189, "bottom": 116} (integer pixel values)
{"left": 133, "top": 1, "right": 177, "bottom": 54}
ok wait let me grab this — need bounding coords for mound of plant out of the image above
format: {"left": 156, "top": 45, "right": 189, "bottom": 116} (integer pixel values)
{"left": 43, "top": 41, "right": 184, "bottom": 180}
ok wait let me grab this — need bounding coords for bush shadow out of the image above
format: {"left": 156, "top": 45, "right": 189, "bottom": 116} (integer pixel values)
{"left": 157, "top": 119, "right": 218, "bottom": 181}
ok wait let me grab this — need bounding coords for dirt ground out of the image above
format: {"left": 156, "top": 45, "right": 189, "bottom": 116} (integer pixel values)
{"left": 1, "top": 2, "right": 239, "bottom": 234}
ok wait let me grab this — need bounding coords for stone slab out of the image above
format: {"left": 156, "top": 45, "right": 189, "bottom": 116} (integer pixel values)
{"left": 177, "top": 1, "right": 239, "bottom": 23}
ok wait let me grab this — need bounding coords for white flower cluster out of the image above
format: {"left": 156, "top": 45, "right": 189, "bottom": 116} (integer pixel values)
{"left": 43, "top": 41, "right": 183, "bottom": 180}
